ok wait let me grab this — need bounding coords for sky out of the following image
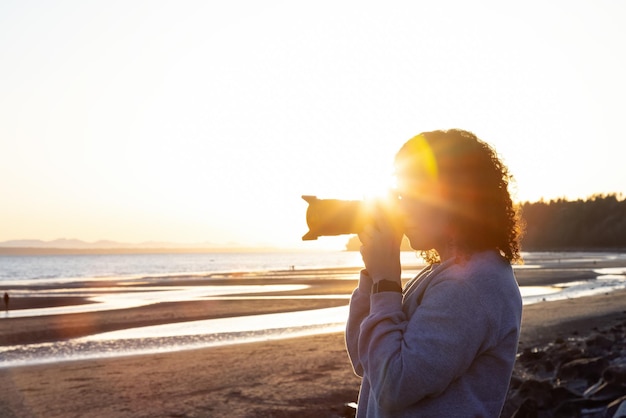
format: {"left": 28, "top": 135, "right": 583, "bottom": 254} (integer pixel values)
{"left": 1, "top": 1, "right": 625, "bottom": 250}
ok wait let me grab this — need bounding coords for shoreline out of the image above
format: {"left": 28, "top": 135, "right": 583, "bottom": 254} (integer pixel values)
{"left": 1, "top": 261, "right": 623, "bottom": 348}
{"left": 0, "top": 290, "right": 625, "bottom": 417}
{"left": 1, "top": 259, "right": 625, "bottom": 417}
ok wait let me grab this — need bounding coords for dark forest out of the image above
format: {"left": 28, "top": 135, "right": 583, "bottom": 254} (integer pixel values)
{"left": 519, "top": 194, "right": 626, "bottom": 250}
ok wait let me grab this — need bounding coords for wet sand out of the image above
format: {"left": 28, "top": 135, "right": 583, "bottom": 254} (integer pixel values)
{"left": 0, "top": 263, "right": 625, "bottom": 417}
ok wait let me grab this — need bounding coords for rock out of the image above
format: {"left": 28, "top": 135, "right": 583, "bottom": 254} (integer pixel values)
{"left": 557, "top": 357, "right": 610, "bottom": 383}
{"left": 606, "top": 396, "right": 626, "bottom": 418}
{"left": 502, "top": 319, "right": 626, "bottom": 418}
{"left": 605, "top": 365, "right": 626, "bottom": 386}
{"left": 511, "top": 398, "right": 538, "bottom": 418}
{"left": 583, "top": 379, "right": 625, "bottom": 402}
{"left": 552, "top": 398, "right": 606, "bottom": 417}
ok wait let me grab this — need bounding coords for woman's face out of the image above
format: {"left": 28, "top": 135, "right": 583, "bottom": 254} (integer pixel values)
{"left": 396, "top": 175, "right": 449, "bottom": 252}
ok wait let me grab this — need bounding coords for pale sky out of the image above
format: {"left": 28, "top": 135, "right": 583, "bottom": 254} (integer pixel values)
{"left": 1, "top": 1, "right": 625, "bottom": 250}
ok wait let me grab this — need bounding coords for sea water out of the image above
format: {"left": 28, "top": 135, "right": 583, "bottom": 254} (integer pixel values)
{"left": 0, "top": 251, "right": 372, "bottom": 283}
{"left": 1, "top": 251, "right": 625, "bottom": 367}
{"left": 3, "top": 250, "right": 623, "bottom": 283}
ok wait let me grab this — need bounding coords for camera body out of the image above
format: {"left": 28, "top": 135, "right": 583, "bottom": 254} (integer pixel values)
{"left": 301, "top": 195, "right": 400, "bottom": 240}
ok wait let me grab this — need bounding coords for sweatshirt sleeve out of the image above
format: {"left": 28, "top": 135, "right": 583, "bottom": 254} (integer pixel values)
{"left": 358, "top": 277, "right": 492, "bottom": 412}
{"left": 345, "top": 270, "right": 374, "bottom": 377}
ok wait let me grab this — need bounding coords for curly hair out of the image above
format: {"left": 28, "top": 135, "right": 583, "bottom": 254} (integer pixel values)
{"left": 395, "top": 129, "right": 522, "bottom": 264}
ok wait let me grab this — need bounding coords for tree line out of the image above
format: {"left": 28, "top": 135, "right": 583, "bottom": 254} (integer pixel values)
{"left": 519, "top": 193, "right": 626, "bottom": 250}
{"left": 346, "top": 194, "right": 626, "bottom": 251}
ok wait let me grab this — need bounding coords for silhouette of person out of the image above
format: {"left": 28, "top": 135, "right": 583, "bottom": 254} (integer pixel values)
{"left": 3, "top": 292, "right": 8, "bottom": 313}
{"left": 346, "top": 129, "right": 523, "bottom": 417}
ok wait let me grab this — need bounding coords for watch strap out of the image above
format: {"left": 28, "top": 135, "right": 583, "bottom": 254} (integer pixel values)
{"left": 372, "top": 280, "right": 402, "bottom": 294}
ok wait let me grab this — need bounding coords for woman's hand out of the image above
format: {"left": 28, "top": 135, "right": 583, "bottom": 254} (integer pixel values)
{"left": 358, "top": 207, "right": 403, "bottom": 285}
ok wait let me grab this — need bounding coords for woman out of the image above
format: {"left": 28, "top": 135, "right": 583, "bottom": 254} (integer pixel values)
{"left": 346, "top": 129, "right": 523, "bottom": 417}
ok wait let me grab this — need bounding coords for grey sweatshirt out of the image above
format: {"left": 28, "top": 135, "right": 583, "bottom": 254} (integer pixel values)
{"left": 345, "top": 250, "right": 522, "bottom": 417}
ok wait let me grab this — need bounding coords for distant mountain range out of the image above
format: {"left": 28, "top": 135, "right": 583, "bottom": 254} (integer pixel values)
{"left": 0, "top": 238, "right": 221, "bottom": 249}
{"left": 0, "top": 239, "right": 287, "bottom": 255}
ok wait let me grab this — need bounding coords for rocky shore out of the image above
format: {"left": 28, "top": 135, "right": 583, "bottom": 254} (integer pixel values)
{"left": 502, "top": 314, "right": 626, "bottom": 418}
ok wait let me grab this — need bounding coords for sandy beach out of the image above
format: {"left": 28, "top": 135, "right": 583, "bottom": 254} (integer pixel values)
{"left": 1, "top": 260, "right": 625, "bottom": 417}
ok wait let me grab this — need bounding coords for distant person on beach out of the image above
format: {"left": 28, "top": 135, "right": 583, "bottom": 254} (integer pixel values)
{"left": 346, "top": 129, "right": 523, "bottom": 417}
{"left": 3, "top": 292, "right": 8, "bottom": 313}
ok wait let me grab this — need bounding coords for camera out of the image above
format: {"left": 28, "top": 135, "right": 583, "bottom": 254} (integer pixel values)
{"left": 301, "top": 195, "right": 400, "bottom": 240}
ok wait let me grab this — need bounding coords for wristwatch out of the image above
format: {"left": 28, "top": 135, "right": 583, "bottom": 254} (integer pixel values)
{"left": 372, "top": 280, "right": 402, "bottom": 294}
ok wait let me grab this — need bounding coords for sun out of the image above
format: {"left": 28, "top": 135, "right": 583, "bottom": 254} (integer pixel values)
{"left": 360, "top": 171, "right": 398, "bottom": 201}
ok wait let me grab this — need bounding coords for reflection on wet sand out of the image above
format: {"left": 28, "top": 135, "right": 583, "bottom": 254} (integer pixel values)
{"left": 1, "top": 253, "right": 625, "bottom": 368}
{"left": 0, "top": 307, "right": 349, "bottom": 368}
{"left": 5, "top": 285, "right": 309, "bottom": 318}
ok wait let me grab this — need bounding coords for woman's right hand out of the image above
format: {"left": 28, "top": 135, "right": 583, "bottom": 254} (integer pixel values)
{"left": 358, "top": 209, "right": 402, "bottom": 286}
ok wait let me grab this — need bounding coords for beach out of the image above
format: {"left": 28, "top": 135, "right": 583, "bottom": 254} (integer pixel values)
{"left": 1, "top": 258, "right": 626, "bottom": 417}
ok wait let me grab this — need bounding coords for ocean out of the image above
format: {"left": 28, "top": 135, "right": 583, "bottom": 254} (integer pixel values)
{"left": 1, "top": 250, "right": 625, "bottom": 284}
{"left": 2, "top": 250, "right": 626, "bottom": 310}
{"left": 1, "top": 250, "right": 625, "bottom": 367}
{"left": 0, "top": 251, "right": 382, "bottom": 284}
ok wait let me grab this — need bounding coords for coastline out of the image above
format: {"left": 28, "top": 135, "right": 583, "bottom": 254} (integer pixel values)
{"left": 0, "top": 290, "right": 624, "bottom": 418}
{"left": 0, "top": 259, "right": 625, "bottom": 417}
{"left": 1, "top": 261, "right": 620, "bottom": 347}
